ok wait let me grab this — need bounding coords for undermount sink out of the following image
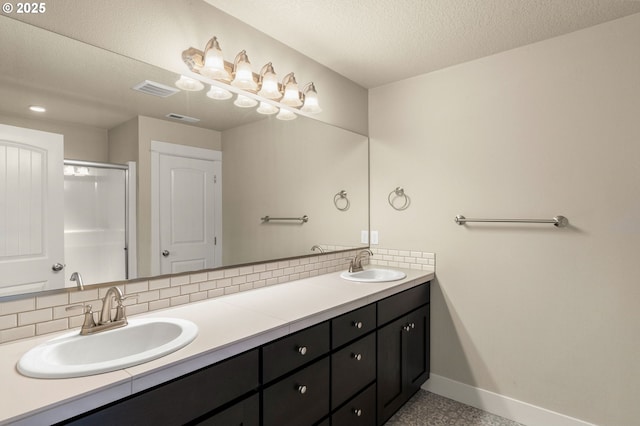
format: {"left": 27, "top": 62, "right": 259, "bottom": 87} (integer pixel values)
{"left": 340, "top": 268, "right": 407, "bottom": 283}
{"left": 17, "top": 318, "right": 198, "bottom": 379}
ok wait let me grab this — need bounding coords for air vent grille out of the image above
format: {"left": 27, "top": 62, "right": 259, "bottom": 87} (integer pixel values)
{"left": 165, "top": 113, "right": 200, "bottom": 123}
{"left": 131, "top": 80, "right": 179, "bottom": 97}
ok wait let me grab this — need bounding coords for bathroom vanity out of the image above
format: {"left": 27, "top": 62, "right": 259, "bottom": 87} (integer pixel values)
{"left": 0, "top": 269, "right": 433, "bottom": 426}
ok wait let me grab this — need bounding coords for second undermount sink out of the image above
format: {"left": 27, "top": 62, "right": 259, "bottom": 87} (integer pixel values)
{"left": 340, "top": 268, "right": 407, "bottom": 283}
{"left": 17, "top": 318, "right": 198, "bottom": 379}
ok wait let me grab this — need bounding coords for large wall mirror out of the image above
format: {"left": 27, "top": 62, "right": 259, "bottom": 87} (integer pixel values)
{"left": 0, "top": 16, "right": 369, "bottom": 298}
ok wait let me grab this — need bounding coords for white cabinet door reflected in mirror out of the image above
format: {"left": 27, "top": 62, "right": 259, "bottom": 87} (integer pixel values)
{"left": 0, "top": 124, "right": 64, "bottom": 296}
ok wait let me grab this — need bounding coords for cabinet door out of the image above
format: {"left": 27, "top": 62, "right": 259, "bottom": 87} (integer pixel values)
{"left": 376, "top": 304, "right": 430, "bottom": 425}
{"left": 376, "top": 315, "right": 406, "bottom": 425}
{"left": 332, "top": 383, "right": 376, "bottom": 426}
{"left": 406, "top": 304, "right": 430, "bottom": 393}
{"left": 196, "top": 393, "right": 259, "bottom": 426}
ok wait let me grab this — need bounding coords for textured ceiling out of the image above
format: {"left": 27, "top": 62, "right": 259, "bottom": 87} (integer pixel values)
{"left": 204, "top": 0, "right": 640, "bottom": 88}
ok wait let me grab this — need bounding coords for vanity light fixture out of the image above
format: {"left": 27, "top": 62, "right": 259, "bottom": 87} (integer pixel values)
{"left": 280, "top": 73, "right": 303, "bottom": 107}
{"left": 201, "top": 36, "right": 231, "bottom": 81}
{"left": 257, "top": 101, "right": 279, "bottom": 115}
{"left": 181, "top": 36, "right": 322, "bottom": 116}
{"left": 206, "top": 85, "right": 233, "bottom": 100}
{"left": 175, "top": 75, "right": 204, "bottom": 91}
{"left": 301, "top": 82, "right": 322, "bottom": 113}
{"left": 231, "top": 50, "right": 258, "bottom": 91}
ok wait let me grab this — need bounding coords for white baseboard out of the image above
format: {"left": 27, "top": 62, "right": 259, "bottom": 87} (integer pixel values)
{"left": 421, "top": 374, "right": 598, "bottom": 426}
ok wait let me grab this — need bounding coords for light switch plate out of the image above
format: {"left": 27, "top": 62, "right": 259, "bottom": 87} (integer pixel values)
{"left": 361, "top": 230, "right": 368, "bottom": 244}
{"left": 371, "top": 231, "right": 379, "bottom": 245}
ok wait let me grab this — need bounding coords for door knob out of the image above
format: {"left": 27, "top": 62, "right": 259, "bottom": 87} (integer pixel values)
{"left": 51, "top": 263, "right": 65, "bottom": 272}
{"left": 162, "top": 250, "right": 170, "bottom": 257}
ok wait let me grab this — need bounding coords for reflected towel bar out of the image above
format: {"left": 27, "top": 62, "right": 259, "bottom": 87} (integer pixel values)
{"left": 261, "top": 215, "right": 309, "bottom": 223}
{"left": 455, "top": 215, "right": 568, "bottom": 227}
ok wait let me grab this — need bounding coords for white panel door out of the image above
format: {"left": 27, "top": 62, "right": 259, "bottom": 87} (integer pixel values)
{"left": 159, "top": 154, "right": 217, "bottom": 275}
{"left": 0, "top": 124, "right": 64, "bottom": 296}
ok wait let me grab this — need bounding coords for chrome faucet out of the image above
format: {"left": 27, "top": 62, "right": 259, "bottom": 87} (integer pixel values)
{"left": 349, "top": 249, "right": 373, "bottom": 273}
{"left": 70, "top": 272, "right": 84, "bottom": 290}
{"left": 311, "top": 245, "right": 325, "bottom": 253}
{"left": 66, "top": 286, "right": 137, "bottom": 335}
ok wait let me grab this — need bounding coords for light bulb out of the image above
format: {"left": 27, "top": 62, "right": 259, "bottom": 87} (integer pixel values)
{"left": 281, "top": 73, "right": 302, "bottom": 107}
{"left": 301, "top": 83, "right": 322, "bottom": 113}
{"left": 258, "top": 63, "right": 281, "bottom": 100}
{"left": 231, "top": 51, "right": 258, "bottom": 91}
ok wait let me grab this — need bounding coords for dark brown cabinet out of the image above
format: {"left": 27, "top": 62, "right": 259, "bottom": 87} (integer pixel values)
{"left": 59, "top": 281, "right": 430, "bottom": 426}
{"left": 377, "top": 304, "right": 430, "bottom": 425}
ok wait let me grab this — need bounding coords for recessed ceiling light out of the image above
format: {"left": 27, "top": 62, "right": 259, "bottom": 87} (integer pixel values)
{"left": 29, "top": 105, "right": 46, "bottom": 113}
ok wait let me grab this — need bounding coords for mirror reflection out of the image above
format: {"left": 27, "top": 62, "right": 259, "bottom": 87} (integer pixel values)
{"left": 0, "top": 17, "right": 368, "bottom": 298}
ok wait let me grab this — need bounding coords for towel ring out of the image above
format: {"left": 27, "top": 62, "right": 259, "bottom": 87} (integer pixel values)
{"left": 334, "top": 190, "right": 350, "bottom": 211}
{"left": 388, "top": 187, "right": 410, "bottom": 211}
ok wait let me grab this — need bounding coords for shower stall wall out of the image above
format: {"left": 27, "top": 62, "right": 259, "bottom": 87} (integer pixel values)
{"left": 63, "top": 160, "right": 136, "bottom": 287}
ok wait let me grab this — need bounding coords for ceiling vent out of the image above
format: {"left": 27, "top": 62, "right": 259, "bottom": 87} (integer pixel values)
{"left": 131, "top": 80, "right": 180, "bottom": 97}
{"left": 165, "top": 113, "right": 200, "bottom": 123}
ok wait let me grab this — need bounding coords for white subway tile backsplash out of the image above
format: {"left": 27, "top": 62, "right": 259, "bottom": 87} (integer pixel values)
{"left": 0, "top": 248, "right": 421, "bottom": 345}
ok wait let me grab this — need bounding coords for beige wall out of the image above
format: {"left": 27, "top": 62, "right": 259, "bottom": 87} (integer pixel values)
{"left": 369, "top": 14, "right": 640, "bottom": 426}
{"left": 0, "top": 113, "right": 108, "bottom": 161}
{"left": 12, "top": 0, "right": 368, "bottom": 135}
{"left": 108, "top": 117, "right": 139, "bottom": 164}
{"left": 221, "top": 117, "right": 368, "bottom": 265}
{"left": 136, "top": 116, "right": 222, "bottom": 276}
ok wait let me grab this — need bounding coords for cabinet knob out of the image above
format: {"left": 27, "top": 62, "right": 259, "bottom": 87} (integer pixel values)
{"left": 352, "top": 353, "right": 362, "bottom": 361}
{"left": 410, "top": 322, "right": 415, "bottom": 329}
{"left": 353, "top": 320, "right": 363, "bottom": 329}
{"left": 353, "top": 408, "right": 363, "bottom": 417}
{"left": 297, "top": 385, "right": 307, "bottom": 394}
{"left": 297, "top": 346, "right": 308, "bottom": 355}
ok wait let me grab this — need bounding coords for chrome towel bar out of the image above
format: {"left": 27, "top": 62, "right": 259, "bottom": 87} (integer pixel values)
{"left": 455, "top": 215, "right": 568, "bottom": 227}
{"left": 261, "top": 215, "right": 309, "bottom": 223}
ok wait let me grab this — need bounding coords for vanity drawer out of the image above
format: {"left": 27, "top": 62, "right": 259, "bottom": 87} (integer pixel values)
{"left": 377, "top": 281, "right": 430, "bottom": 326}
{"left": 62, "top": 349, "right": 259, "bottom": 425}
{"left": 263, "top": 357, "right": 330, "bottom": 426}
{"left": 262, "top": 321, "right": 330, "bottom": 383}
{"left": 331, "top": 332, "right": 376, "bottom": 407}
{"left": 332, "top": 383, "right": 376, "bottom": 426}
{"left": 332, "top": 303, "right": 376, "bottom": 348}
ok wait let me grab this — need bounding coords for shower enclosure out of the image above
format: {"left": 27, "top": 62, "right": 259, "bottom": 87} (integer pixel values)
{"left": 63, "top": 160, "right": 136, "bottom": 286}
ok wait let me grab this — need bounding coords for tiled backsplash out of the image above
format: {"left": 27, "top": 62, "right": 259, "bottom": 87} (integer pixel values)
{"left": 0, "top": 248, "right": 435, "bottom": 345}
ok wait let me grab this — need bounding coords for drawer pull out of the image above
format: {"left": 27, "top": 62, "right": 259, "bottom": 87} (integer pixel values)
{"left": 297, "top": 385, "right": 307, "bottom": 394}
{"left": 353, "top": 321, "right": 363, "bottom": 329}
{"left": 352, "top": 353, "right": 362, "bottom": 361}
{"left": 403, "top": 324, "right": 411, "bottom": 332}
{"left": 353, "top": 408, "right": 363, "bottom": 417}
{"left": 297, "top": 346, "right": 308, "bottom": 355}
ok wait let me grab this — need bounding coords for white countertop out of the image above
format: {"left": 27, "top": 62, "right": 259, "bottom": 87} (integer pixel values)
{"left": 0, "top": 268, "right": 433, "bottom": 425}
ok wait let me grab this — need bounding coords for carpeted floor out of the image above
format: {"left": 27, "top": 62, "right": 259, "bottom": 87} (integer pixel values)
{"left": 385, "top": 390, "right": 524, "bottom": 426}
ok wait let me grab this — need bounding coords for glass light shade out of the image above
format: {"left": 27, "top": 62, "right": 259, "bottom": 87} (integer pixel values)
{"left": 206, "top": 85, "right": 232, "bottom": 100}
{"left": 258, "top": 71, "right": 281, "bottom": 99}
{"left": 63, "top": 165, "right": 75, "bottom": 176}
{"left": 256, "top": 102, "right": 279, "bottom": 115}
{"left": 281, "top": 81, "right": 302, "bottom": 107}
{"left": 301, "top": 87, "right": 321, "bottom": 113}
{"left": 202, "top": 46, "right": 231, "bottom": 81}
{"left": 175, "top": 75, "right": 204, "bottom": 91}
{"left": 276, "top": 109, "right": 297, "bottom": 120}
{"left": 232, "top": 61, "right": 258, "bottom": 90}
{"left": 234, "top": 94, "right": 258, "bottom": 108}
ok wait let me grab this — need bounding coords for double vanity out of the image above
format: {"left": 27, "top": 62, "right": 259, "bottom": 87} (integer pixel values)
{"left": 1, "top": 267, "right": 433, "bottom": 425}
